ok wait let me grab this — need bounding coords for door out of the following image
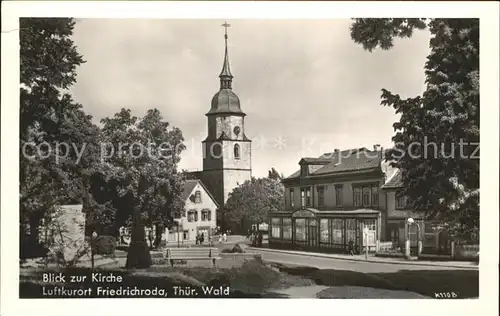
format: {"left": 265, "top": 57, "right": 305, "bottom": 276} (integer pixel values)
{"left": 308, "top": 219, "right": 318, "bottom": 248}
{"left": 363, "top": 220, "right": 377, "bottom": 250}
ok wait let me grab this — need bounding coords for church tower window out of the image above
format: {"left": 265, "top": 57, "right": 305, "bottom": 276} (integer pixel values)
{"left": 234, "top": 144, "right": 240, "bottom": 159}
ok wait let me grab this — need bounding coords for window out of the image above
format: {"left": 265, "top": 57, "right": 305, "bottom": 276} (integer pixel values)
{"left": 364, "top": 220, "right": 376, "bottom": 231}
{"left": 306, "top": 188, "right": 311, "bottom": 207}
{"left": 289, "top": 189, "right": 295, "bottom": 208}
{"left": 332, "top": 219, "right": 343, "bottom": 244}
{"left": 201, "top": 209, "right": 211, "bottom": 221}
{"left": 396, "top": 194, "right": 407, "bottom": 209}
{"left": 354, "top": 184, "right": 379, "bottom": 207}
{"left": 371, "top": 186, "right": 379, "bottom": 207}
{"left": 271, "top": 218, "right": 281, "bottom": 238}
{"left": 194, "top": 190, "right": 202, "bottom": 203}
{"left": 335, "top": 186, "right": 343, "bottom": 206}
{"left": 234, "top": 144, "right": 240, "bottom": 159}
{"left": 300, "top": 189, "right": 306, "bottom": 207}
{"left": 363, "top": 187, "right": 371, "bottom": 206}
{"left": 188, "top": 210, "right": 198, "bottom": 222}
{"left": 283, "top": 218, "right": 292, "bottom": 240}
{"left": 320, "top": 219, "right": 329, "bottom": 243}
{"left": 295, "top": 219, "right": 306, "bottom": 241}
{"left": 317, "top": 186, "right": 325, "bottom": 207}
{"left": 354, "top": 188, "right": 362, "bottom": 207}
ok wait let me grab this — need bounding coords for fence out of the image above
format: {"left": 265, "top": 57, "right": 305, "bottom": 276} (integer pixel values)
{"left": 453, "top": 244, "right": 479, "bottom": 260}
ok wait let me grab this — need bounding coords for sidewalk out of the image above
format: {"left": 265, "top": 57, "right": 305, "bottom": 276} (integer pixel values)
{"left": 248, "top": 246, "right": 479, "bottom": 270}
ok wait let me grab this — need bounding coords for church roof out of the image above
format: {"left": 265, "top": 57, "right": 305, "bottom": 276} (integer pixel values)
{"left": 208, "top": 89, "right": 244, "bottom": 116}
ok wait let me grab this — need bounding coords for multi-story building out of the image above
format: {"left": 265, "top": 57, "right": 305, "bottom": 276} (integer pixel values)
{"left": 167, "top": 179, "right": 218, "bottom": 244}
{"left": 269, "top": 147, "right": 396, "bottom": 253}
{"left": 269, "top": 148, "right": 450, "bottom": 255}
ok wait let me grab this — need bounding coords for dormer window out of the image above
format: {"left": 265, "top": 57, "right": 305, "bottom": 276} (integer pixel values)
{"left": 234, "top": 144, "right": 240, "bottom": 159}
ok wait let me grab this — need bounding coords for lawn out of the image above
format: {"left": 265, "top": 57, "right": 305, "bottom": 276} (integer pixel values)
{"left": 273, "top": 263, "right": 479, "bottom": 299}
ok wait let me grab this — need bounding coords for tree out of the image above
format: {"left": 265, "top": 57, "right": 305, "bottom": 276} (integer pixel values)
{"left": 268, "top": 167, "right": 284, "bottom": 181}
{"left": 99, "top": 108, "right": 186, "bottom": 269}
{"left": 19, "top": 18, "right": 104, "bottom": 255}
{"left": 350, "top": 19, "right": 479, "bottom": 239}
{"left": 220, "top": 177, "right": 285, "bottom": 234}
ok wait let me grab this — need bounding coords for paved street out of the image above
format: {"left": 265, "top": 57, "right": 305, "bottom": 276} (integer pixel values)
{"left": 250, "top": 248, "right": 471, "bottom": 273}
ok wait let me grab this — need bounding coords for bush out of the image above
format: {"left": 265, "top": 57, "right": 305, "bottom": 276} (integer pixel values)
{"left": 221, "top": 243, "right": 245, "bottom": 254}
{"left": 92, "top": 235, "right": 116, "bottom": 255}
{"left": 232, "top": 244, "right": 245, "bottom": 253}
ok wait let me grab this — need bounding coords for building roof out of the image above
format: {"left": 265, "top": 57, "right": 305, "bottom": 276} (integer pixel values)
{"left": 208, "top": 89, "right": 245, "bottom": 116}
{"left": 381, "top": 169, "right": 403, "bottom": 189}
{"left": 284, "top": 148, "right": 382, "bottom": 180}
{"left": 180, "top": 179, "right": 220, "bottom": 207}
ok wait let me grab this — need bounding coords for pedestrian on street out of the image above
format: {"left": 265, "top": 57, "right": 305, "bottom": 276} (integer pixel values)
{"left": 223, "top": 232, "right": 227, "bottom": 242}
{"left": 348, "top": 240, "right": 355, "bottom": 255}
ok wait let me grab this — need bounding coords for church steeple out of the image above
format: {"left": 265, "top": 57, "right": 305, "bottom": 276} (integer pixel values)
{"left": 219, "top": 21, "right": 233, "bottom": 90}
{"left": 207, "top": 21, "right": 244, "bottom": 117}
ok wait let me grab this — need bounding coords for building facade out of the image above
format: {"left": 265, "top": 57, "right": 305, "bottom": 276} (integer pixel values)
{"left": 382, "top": 170, "right": 451, "bottom": 254}
{"left": 269, "top": 148, "right": 392, "bottom": 254}
{"left": 189, "top": 23, "right": 252, "bottom": 207}
{"left": 167, "top": 179, "right": 219, "bottom": 244}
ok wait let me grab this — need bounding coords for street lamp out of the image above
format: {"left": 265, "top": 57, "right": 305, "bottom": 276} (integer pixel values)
{"left": 406, "top": 218, "right": 422, "bottom": 258}
{"left": 91, "top": 231, "right": 98, "bottom": 269}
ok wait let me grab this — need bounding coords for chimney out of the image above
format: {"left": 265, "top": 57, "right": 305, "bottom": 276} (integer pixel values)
{"left": 373, "top": 144, "right": 380, "bottom": 151}
{"left": 334, "top": 148, "right": 339, "bottom": 153}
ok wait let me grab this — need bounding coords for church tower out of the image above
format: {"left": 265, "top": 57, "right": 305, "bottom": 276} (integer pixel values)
{"left": 201, "top": 22, "right": 252, "bottom": 206}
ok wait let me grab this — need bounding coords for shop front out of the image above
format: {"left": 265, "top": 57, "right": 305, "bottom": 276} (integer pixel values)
{"left": 269, "top": 208, "right": 381, "bottom": 254}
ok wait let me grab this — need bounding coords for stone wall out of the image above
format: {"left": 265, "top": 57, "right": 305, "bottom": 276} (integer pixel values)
{"left": 47, "top": 205, "right": 87, "bottom": 265}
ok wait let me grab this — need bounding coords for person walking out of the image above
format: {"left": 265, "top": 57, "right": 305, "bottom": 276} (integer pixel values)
{"left": 348, "top": 240, "right": 355, "bottom": 255}
{"left": 223, "top": 232, "right": 227, "bottom": 243}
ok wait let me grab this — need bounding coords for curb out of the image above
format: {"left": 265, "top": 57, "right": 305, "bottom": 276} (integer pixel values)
{"left": 249, "top": 247, "right": 479, "bottom": 270}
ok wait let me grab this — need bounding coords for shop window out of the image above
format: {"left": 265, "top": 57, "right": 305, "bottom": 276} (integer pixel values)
{"left": 295, "top": 219, "right": 306, "bottom": 241}
{"left": 271, "top": 218, "right": 281, "bottom": 238}
{"left": 283, "top": 218, "right": 292, "bottom": 240}
{"left": 320, "top": 219, "right": 329, "bottom": 243}
{"left": 332, "top": 219, "right": 343, "bottom": 244}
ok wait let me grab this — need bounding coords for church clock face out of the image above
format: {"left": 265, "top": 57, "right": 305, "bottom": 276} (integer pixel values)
{"left": 233, "top": 126, "right": 240, "bottom": 136}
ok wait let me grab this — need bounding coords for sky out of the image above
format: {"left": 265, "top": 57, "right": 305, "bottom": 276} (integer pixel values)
{"left": 69, "top": 19, "right": 431, "bottom": 178}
